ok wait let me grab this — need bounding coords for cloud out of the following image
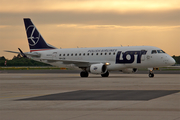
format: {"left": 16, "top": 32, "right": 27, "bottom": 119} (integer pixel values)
{"left": 1, "top": 22, "right": 180, "bottom": 59}
{"left": 1, "top": 9, "right": 180, "bottom": 26}
{"left": 1, "top": 0, "right": 180, "bottom": 13}
{"left": 1, "top": 0, "right": 180, "bottom": 59}
{"left": 0, "top": 25, "right": 10, "bottom": 28}
{"left": 57, "top": 24, "right": 180, "bottom": 30}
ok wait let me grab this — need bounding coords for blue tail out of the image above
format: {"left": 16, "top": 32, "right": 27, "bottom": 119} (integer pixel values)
{"left": 24, "top": 18, "right": 56, "bottom": 52}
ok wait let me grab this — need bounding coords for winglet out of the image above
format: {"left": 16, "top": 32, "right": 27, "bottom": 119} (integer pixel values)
{"left": 18, "top": 48, "right": 27, "bottom": 58}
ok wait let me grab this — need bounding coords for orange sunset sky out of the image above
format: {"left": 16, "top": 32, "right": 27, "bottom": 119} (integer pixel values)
{"left": 0, "top": 0, "right": 180, "bottom": 59}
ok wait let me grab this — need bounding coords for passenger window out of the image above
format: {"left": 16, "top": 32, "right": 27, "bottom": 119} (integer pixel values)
{"left": 75, "top": 53, "right": 77, "bottom": 56}
{"left": 83, "top": 53, "right": 85, "bottom": 56}
{"left": 96, "top": 53, "right": 98, "bottom": 55}
{"left": 67, "top": 54, "right": 69, "bottom": 56}
{"left": 59, "top": 54, "right": 61, "bottom": 56}
{"left": 87, "top": 53, "right": 89, "bottom": 56}
{"left": 100, "top": 53, "right": 103, "bottom": 55}
{"left": 91, "top": 53, "right": 93, "bottom": 55}
{"left": 105, "top": 53, "right": 107, "bottom": 55}
{"left": 113, "top": 52, "right": 115, "bottom": 55}
{"left": 79, "top": 53, "right": 81, "bottom": 56}
{"left": 71, "top": 54, "right": 73, "bottom": 56}
{"left": 109, "top": 53, "right": 111, "bottom": 55}
{"left": 151, "top": 50, "right": 157, "bottom": 54}
{"left": 63, "top": 54, "right": 65, "bottom": 56}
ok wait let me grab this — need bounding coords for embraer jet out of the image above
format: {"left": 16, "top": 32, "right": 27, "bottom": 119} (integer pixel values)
{"left": 6, "top": 18, "right": 176, "bottom": 78}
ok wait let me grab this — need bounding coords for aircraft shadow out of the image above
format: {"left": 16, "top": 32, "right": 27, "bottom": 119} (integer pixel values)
{"left": 18, "top": 90, "right": 179, "bottom": 101}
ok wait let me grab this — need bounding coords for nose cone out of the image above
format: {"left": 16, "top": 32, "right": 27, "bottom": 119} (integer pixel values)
{"left": 169, "top": 57, "right": 176, "bottom": 65}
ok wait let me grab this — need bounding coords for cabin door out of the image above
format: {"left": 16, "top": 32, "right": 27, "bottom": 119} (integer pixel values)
{"left": 52, "top": 52, "right": 57, "bottom": 60}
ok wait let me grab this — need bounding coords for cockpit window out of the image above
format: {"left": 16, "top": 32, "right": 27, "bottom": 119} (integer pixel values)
{"left": 157, "top": 50, "right": 165, "bottom": 53}
{"left": 151, "top": 50, "right": 157, "bottom": 54}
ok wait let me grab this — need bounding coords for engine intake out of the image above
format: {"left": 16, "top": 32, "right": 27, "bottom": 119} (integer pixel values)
{"left": 90, "top": 63, "right": 107, "bottom": 74}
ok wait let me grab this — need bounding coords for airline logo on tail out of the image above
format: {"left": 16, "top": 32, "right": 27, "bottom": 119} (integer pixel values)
{"left": 26, "top": 25, "right": 40, "bottom": 46}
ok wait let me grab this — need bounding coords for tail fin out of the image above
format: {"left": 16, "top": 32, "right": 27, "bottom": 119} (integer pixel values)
{"left": 23, "top": 18, "right": 56, "bottom": 52}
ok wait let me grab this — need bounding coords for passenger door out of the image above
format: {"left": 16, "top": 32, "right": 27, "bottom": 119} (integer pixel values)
{"left": 52, "top": 52, "right": 57, "bottom": 60}
{"left": 141, "top": 50, "right": 146, "bottom": 61}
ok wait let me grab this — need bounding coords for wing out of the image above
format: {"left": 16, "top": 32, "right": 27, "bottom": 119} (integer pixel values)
{"left": 47, "top": 59, "right": 105, "bottom": 67}
{"left": 5, "top": 50, "right": 107, "bottom": 67}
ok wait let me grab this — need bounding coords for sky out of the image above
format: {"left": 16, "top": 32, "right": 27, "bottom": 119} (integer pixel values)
{"left": 0, "top": 0, "right": 180, "bottom": 59}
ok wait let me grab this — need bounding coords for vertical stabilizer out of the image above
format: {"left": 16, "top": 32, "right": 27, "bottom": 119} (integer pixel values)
{"left": 24, "top": 18, "right": 56, "bottom": 52}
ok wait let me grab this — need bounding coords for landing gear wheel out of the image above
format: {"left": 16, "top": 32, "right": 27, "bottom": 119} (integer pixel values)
{"left": 149, "top": 72, "right": 154, "bottom": 78}
{"left": 101, "top": 71, "right": 109, "bottom": 77}
{"left": 80, "top": 71, "right": 89, "bottom": 77}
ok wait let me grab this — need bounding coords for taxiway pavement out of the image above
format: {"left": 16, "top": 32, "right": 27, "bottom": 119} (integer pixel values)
{"left": 0, "top": 73, "right": 180, "bottom": 120}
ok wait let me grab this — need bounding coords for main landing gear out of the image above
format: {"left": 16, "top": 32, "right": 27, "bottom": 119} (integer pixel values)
{"left": 80, "top": 70, "right": 109, "bottom": 77}
{"left": 80, "top": 71, "right": 89, "bottom": 77}
{"left": 149, "top": 70, "right": 154, "bottom": 78}
{"left": 101, "top": 71, "right": 109, "bottom": 77}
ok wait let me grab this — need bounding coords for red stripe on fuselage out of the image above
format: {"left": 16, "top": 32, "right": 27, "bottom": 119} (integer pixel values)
{"left": 30, "top": 49, "right": 53, "bottom": 52}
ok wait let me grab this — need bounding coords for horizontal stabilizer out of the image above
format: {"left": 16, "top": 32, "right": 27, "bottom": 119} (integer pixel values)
{"left": 4, "top": 50, "right": 41, "bottom": 57}
{"left": 4, "top": 50, "right": 20, "bottom": 54}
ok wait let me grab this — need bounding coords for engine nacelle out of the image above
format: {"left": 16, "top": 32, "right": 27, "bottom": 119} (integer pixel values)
{"left": 90, "top": 63, "right": 107, "bottom": 74}
{"left": 121, "top": 68, "right": 138, "bottom": 73}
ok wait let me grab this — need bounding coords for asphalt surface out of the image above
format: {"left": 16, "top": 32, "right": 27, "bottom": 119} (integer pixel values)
{"left": 0, "top": 73, "right": 180, "bottom": 120}
{"left": 0, "top": 69, "right": 180, "bottom": 74}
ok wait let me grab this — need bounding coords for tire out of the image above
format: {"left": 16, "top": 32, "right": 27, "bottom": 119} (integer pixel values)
{"left": 149, "top": 73, "right": 154, "bottom": 78}
{"left": 80, "top": 71, "right": 89, "bottom": 77}
{"left": 101, "top": 71, "right": 109, "bottom": 77}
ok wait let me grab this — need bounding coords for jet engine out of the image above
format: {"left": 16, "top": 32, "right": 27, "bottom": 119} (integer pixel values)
{"left": 90, "top": 63, "right": 107, "bottom": 74}
{"left": 121, "top": 68, "right": 138, "bottom": 73}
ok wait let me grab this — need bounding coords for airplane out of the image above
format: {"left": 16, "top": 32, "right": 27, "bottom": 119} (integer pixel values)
{"left": 5, "top": 18, "right": 176, "bottom": 78}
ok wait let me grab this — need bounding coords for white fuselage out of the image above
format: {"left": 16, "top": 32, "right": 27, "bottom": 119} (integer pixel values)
{"left": 28, "top": 46, "right": 175, "bottom": 71}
